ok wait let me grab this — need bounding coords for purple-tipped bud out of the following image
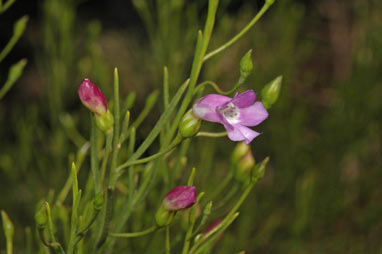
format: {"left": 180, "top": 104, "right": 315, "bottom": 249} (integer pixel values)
{"left": 78, "top": 78, "right": 107, "bottom": 115}
{"left": 163, "top": 186, "right": 196, "bottom": 211}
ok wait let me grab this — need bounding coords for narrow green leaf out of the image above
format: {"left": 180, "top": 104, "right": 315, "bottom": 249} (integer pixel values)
{"left": 0, "top": 16, "right": 28, "bottom": 62}
{"left": 123, "top": 79, "right": 189, "bottom": 164}
{"left": 1, "top": 210, "right": 14, "bottom": 254}
{"left": 0, "top": 59, "right": 27, "bottom": 100}
{"left": 187, "top": 168, "right": 196, "bottom": 186}
{"left": 0, "top": 0, "right": 16, "bottom": 14}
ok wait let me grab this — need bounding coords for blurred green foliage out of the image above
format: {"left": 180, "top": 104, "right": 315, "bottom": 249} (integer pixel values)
{"left": 0, "top": 0, "right": 381, "bottom": 253}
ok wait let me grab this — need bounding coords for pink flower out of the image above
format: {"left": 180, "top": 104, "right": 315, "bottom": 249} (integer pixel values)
{"left": 163, "top": 186, "right": 196, "bottom": 211}
{"left": 192, "top": 90, "right": 268, "bottom": 144}
{"left": 78, "top": 78, "right": 107, "bottom": 115}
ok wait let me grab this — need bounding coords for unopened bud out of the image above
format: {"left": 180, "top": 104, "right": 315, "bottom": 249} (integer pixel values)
{"left": 93, "top": 191, "right": 105, "bottom": 211}
{"left": 34, "top": 206, "right": 47, "bottom": 229}
{"left": 1, "top": 211, "right": 14, "bottom": 239}
{"left": 155, "top": 186, "right": 196, "bottom": 227}
{"left": 261, "top": 76, "right": 282, "bottom": 109}
{"left": 78, "top": 78, "right": 108, "bottom": 115}
{"left": 235, "top": 151, "right": 255, "bottom": 183}
{"left": 231, "top": 142, "right": 250, "bottom": 165}
{"left": 251, "top": 157, "right": 270, "bottom": 183}
{"left": 179, "top": 110, "right": 202, "bottom": 138}
{"left": 155, "top": 206, "right": 174, "bottom": 227}
{"left": 163, "top": 186, "right": 196, "bottom": 211}
{"left": 240, "top": 49, "right": 253, "bottom": 79}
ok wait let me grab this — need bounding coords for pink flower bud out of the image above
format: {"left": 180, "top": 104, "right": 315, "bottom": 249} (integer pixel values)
{"left": 78, "top": 78, "right": 107, "bottom": 115}
{"left": 163, "top": 186, "right": 196, "bottom": 211}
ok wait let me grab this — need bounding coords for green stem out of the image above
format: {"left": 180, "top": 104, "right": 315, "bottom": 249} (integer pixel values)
{"left": 108, "top": 226, "right": 157, "bottom": 238}
{"left": 194, "top": 78, "right": 245, "bottom": 96}
{"left": 163, "top": 0, "right": 219, "bottom": 148}
{"left": 0, "top": 16, "right": 28, "bottom": 61}
{"left": 108, "top": 68, "right": 121, "bottom": 188}
{"left": 117, "top": 135, "right": 183, "bottom": 171}
{"left": 203, "top": 1, "right": 274, "bottom": 62}
{"left": 196, "top": 131, "right": 226, "bottom": 138}
{"left": 165, "top": 226, "right": 171, "bottom": 254}
{"left": 100, "top": 133, "right": 113, "bottom": 184}
{"left": 182, "top": 193, "right": 205, "bottom": 254}
{"left": 190, "top": 213, "right": 239, "bottom": 254}
{"left": 163, "top": 66, "right": 169, "bottom": 110}
{"left": 91, "top": 115, "right": 101, "bottom": 194}
{"left": 95, "top": 68, "right": 120, "bottom": 251}
{"left": 44, "top": 202, "right": 56, "bottom": 243}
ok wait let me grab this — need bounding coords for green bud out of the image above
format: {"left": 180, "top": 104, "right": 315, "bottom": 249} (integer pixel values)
{"left": 1, "top": 210, "right": 14, "bottom": 239}
{"left": 34, "top": 206, "right": 48, "bottom": 229}
{"left": 124, "top": 92, "right": 136, "bottom": 111}
{"left": 155, "top": 206, "right": 174, "bottom": 227}
{"left": 146, "top": 90, "right": 159, "bottom": 108}
{"left": 93, "top": 191, "right": 105, "bottom": 211}
{"left": 251, "top": 157, "right": 270, "bottom": 183}
{"left": 261, "top": 76, "right": 282, "bottom": 109}
{"left": 14, "top": 16, "right": 29, "bottom": 38}
{"left": 203, "top": 202, "right": 212, "bottom": 217}
{"left": 231, "top": 142, "right": 250, "bottom": 165}
{"left": 179, "top": 110, "right": 202, "bottom": 138}
{"left": 235, "top": 151, "right": 255, "bottom": 183}
{"left": 240, "top": 49, "right": 253, "bottom": 79}
{"left": 95, "top": 109, "right": 114, "bottom": 133}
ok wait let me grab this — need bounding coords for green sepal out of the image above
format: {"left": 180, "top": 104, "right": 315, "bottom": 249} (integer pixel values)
{"left": 179, "top": 109, "right": 202, "bottom": 138}
{"left": 261, "top": 76, "right": 282, "bottom": 109}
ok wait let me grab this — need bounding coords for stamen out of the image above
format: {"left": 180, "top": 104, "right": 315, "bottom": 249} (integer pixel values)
{"left": 218, "top": 102, "right": 240, "bottom": 123}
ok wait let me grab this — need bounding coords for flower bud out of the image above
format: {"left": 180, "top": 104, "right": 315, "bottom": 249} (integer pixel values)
{"left": 240, "top": 49, "right": 253, "bottom": 79}
{"left": 93, "top": 191, "right": 105, "bottom": 211}
{"left": 179, "top": 110, "right": 202, "bottom": 138}
{"left": 155, "top": 206, "right": 174, "bottom": 227}
{"left": 251, "top": 156, "right": 269, "bottom": 183}
{"left": 235, "top": 151, "right": 255, "bottom": 184}
{"left": 34, "top": 206, "right": 47, "bottom": 229}
{"left": 78, "top": 78, "right": 108, "bottom": 115}
{"left": 162, "top": 186, "right": 197, "bottom": 211}
{"left": 1, "top": 211, "right": 14, "bottom": 240}
{"left": 155, "top": 186, "right": 196, "bottom": 227}
{"left": 231, "top": 142, "right": 250, "bottom": 165}
{"left": 261, "top": 76, "right": 282, "bottom": 109}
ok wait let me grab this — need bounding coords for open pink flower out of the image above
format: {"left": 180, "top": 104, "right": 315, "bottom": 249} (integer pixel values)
{"left": 163, "top": 186, "right": 196, "bottom": 211}
{"left": 78, "top": 78, "right": 107, "bottom": 115}
{"left": 192, "top": 90, "right": 268, "bottom": 144}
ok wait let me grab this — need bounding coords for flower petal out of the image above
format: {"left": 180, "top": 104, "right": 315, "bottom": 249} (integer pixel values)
{"left": 163, "top": 186, "right": 196, "bottom": 211}
{"left": 78, "top": 78, "right": 107, "bottom": 115}
{"left": 231, "top": 90, "right": 256, "bottom": 108}
{"left": 193, "top": 94, "right": 231, "bottom": 123}
{"left": 238, "top": 101, "right": 268, "bottom": 126}
{"left": 224, "top": 124, "right": 260, "bottom": 144}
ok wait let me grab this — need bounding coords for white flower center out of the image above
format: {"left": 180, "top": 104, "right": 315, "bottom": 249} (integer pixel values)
{"left": 218, "top": 102, "right": 240, "bottom": 123}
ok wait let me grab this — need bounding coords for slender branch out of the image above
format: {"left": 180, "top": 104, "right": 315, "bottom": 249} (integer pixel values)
{"left": 196, "top": 131, "right": 226, "bottom": 138}
{"left": 109, "top": 226, "right": 158, "bottom": 238}
{"left": 165, "top": 226, "right": 171, "bottom": 254}
{"left": 91, "top": 115, "right": 101, "bottom": 194}
{"left": 203, "top": 1, "right": 274, "bottom": 62}
{"left": 117, "top": 135, "right": 183, "bottom": 172}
